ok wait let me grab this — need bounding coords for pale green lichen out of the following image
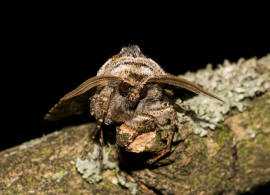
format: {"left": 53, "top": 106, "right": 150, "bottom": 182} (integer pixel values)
{"left": 52, "top": 170, "right": 68, "bottom": 182}
{"left": 75, "top": 144, "right": 102, "bottom": 183}
{"left": 75, "top": 143, "right": 119, "bottom": 183}
{"left": 246, "top": 129, "right": 257, "bottom": 138}
{"left": 116, "top": 173, "right": 138, "bottom": 195}
{"left": 176, "top": 55, "right": 270, "bottom": 136}
{"left": 75, "top": 143, "right": 138, "bottom": 194}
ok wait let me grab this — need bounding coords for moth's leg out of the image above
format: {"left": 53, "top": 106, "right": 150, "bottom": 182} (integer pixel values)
{"left": 147, "top": 130, "right": 174, "bottom": 165}
{"left": 90, "top": 87, "right": 115, "bottom": 166}
{"left": 99, "top": 125, "right": 104, "bottom": 167}
{"left": 90, "top": 118, "right": 104, "bottom": 166}
{"left": 91, "top": 119, "right": 103, "bottom": 140}
{"left": 146, "top": 105, "right": 177, "bottom": 165}
{"left": 89, "top": 86, "right": 115, "bottom": 140}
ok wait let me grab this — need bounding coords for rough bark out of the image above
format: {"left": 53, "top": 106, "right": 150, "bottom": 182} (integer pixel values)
{"left": 1, "top": 55, "right": 270, "bottom": 195}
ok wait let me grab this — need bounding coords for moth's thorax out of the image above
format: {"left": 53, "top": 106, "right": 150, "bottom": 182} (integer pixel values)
{"left": 97, "top": 46, "right": 166, "bottom": 82}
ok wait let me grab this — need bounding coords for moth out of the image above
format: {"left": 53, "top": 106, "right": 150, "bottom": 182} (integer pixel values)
{"left": 45, "top": 45, "right": 223, "bottom": 164}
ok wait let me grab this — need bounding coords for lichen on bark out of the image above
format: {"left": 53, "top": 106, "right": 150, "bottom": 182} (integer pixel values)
{"left": 1, "top": 55, "right": 270, "bottom": 195}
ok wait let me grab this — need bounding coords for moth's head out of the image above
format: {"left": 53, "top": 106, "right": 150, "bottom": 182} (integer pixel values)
{"left": 118, "top": 80, "right": 148, "bottom": 107}
{"left": 119, "top": 45, "right": 144, "bottom": 58}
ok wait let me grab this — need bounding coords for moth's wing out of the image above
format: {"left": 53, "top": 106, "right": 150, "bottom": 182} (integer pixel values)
{"left": 44, "top": 91, "right": 94, "bottom": 121}
{"left": 147, "top": 74, "right": 224, "bottom": 102}
{"left": 44, "top": 75, "right": 122, "bottom": 121}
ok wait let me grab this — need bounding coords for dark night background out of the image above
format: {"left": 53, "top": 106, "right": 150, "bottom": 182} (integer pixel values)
{"left": 1, "top": 4, "right": 270, "bottom": 194}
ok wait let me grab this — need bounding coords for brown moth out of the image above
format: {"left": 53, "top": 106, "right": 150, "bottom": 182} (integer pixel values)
{"left": 45, "top": 45, "right": 223, "bottom": 164}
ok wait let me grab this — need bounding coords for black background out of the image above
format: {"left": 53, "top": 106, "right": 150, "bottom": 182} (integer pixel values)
{"left": 2, "top": 6, "right": 269, "bottom": 150}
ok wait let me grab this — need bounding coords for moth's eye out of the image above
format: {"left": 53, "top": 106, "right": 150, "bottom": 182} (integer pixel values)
{"left": 119, "top": 81, "right": 132, "bottom": 96}
{"left": 139, "top": 85, "right": 148, "bottom": 99}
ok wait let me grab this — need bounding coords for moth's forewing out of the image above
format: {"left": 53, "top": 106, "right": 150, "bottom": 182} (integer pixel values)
{"left": 44, "top": 91, "right": 93, "bottom": 121}
{"left": 44, "top": 75, "right": 122, "bottom": 121}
